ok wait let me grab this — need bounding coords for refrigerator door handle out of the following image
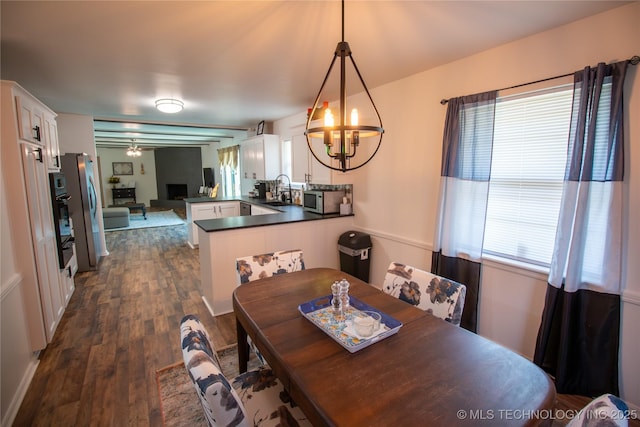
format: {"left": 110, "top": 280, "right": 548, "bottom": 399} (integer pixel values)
{"left": 89, "top": 179, "right": 97, "bottom": 218}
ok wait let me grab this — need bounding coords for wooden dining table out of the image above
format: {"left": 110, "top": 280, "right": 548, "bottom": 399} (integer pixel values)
{"left": 233, "top": 268, "right": 556, "bottom": 426}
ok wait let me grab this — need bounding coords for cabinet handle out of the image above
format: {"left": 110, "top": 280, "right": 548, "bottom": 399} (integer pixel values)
{"left": 33, "top": 125, "right": 41, "bottom": 141}
{"left": 55, "top": 155, "right": 60, "bottom": 168}
{"left": 33, "top": 147, "right": 43, "bottom": 162}
{"left": 67, "top": 266, "right": 72, "bottom": 278}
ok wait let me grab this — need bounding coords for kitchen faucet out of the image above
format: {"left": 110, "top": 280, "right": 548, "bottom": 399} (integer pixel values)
{"left": 274, "top": 174, "right": 292, "bottom": 203}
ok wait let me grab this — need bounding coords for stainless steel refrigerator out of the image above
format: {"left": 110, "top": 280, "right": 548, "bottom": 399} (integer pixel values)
{"left": 61, "top": 153, "right": 101, "bottom": 271}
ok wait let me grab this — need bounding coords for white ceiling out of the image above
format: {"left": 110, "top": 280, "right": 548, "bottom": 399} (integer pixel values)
{"left": 1, "top": 1, "right": 629, "bottom": 147}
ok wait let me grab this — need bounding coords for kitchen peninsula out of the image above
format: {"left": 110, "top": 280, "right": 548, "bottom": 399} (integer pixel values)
{"left": 188, "top": 196, "right": 354, "bottom": 316}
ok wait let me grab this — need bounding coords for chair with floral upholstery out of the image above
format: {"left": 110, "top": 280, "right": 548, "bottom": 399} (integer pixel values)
{"left": 180, "top": 314, "right": 312, "bottom": 427}
{"left": 236, "top": 249, "right": 305, "bottom": 284}
{"left": 382, "top": 262, "right": 467, "bottom": 326}
{"left": 566, "top": 393, "right": 630, "bottom": 427}
{"left": 235, "top": 249, "right": 305, "bottom": 364}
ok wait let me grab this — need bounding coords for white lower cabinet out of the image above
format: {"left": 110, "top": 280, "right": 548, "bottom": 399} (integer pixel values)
{"left": 217, "top": 202, "right": 240, "bottom": 218}
{"left": 60, "top": 251, "right": 77, "bottom": 306}
{"left": 187, "top": 201, "right": 241, "bottom": 248}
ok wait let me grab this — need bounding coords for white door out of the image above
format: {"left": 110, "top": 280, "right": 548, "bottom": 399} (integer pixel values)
{"left": 21, "top": 142, "right": 64, "bottom": 342}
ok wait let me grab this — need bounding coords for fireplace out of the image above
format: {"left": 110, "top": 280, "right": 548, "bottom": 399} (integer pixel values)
{"left": 167, "top": 184, "right": 188, "bottom": 200}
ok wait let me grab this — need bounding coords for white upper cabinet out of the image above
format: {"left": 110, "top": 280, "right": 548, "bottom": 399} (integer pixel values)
{"left": 16, "top": 93, "right": 45, "bottom": 146}
{"left": 15, "top": 93, "right": 60, "bottom": 171}
{"left": 291, "top": 132, "right": 332, "bottom": 185}
{"left": 44, "top": 113, "right": 61, "bottom": 171}
{"left": 241, "top": 134, "right": 280, "bottom": 180}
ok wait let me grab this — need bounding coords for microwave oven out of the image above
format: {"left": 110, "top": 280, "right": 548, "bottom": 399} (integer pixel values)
{"left": 303, "top": 190, "right": 343, "bottom": 214}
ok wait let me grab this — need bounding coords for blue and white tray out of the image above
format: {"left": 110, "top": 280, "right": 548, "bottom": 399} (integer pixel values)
{"left": 298, "top": 295, "right": 403, "bottom": 353}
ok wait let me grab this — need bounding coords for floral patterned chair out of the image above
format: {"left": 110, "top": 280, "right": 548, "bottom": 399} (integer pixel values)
{"left": 236, "top": 249, "right": 305, "bottom": 284}
{"left": 566, "top": 394, "right": 630, "bottom": 427}
{"left": 382, "top": 262, "right": 466, "bottom": 326}
{"left": 236, "top": 249, "right": 305, "bottom": 364}
{"left": 180, "top": 314, "right": 312, "bottom": 427}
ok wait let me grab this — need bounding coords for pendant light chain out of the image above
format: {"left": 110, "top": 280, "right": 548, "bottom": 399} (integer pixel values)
{"left": 341, "top": 0, "right": 345, "bottom": 43}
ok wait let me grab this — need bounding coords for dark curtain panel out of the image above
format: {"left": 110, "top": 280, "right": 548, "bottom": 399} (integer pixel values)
{"left": 431, "top": 252, "right": 481, "bottom": 332}
{"left": 432, "top": 91, "right": 497, "bottom": 334}
{"left": 534, "top": 285, "right": 620, "bottom": 395}
{"left": 534, "top": 60, "right": 629, "bottom": 397}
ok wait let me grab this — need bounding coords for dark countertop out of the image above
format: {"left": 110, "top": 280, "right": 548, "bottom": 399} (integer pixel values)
{"left": 188, "top": 196, "right": 353, "bottom": 233}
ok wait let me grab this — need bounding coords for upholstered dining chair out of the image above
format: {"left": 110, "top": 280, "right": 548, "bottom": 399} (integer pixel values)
{"left": 566, "top": 393, "right": 630, "bottom": 427}
{"left": 235, "top": 249, "right": 305, "bottom": 284}
{"left": 235, "top": 249, "right": 305, "bottom": 364}
{"left": 382, "top": 262, "right": 467, "bottom": 326}
{"left": 180, "top": 314, "right": 311, "bottom": 427}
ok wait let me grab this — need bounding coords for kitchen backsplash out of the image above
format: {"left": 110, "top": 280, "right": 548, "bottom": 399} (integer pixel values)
{"left": 307, "top": 183, "right": 353, "bottom": 203}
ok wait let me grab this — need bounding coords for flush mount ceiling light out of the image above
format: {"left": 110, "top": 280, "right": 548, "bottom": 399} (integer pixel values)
{"left": 155, "top": 98, "right": 184, "bottom": 114}
{"left": 305, "top": 0, "right": 384, "bottom": 172}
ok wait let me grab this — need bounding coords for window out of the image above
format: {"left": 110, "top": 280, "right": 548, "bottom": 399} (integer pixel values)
{"left": 218, "top": 145, "right": 240, "bottom": 197}
{"left": 483, "top": 86, "right": 573, "bottom": 267}
{"left": 281, "top": 138, "right": 292, "bottom": 178}
{"left": 220, "top": 164, "right": 240, "bottom": 197}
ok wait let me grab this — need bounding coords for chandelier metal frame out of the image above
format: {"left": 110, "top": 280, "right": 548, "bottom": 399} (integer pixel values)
{"left": 305, "top": 0, "right": 384, "bottom": 172}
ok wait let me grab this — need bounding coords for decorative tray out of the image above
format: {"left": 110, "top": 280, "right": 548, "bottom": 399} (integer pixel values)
{"left": 298, "top": 295, "right": 403, "bottom": 353}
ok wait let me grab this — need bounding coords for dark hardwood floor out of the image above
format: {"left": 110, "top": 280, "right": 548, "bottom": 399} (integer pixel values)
{"left": 13, "top": 218, "right": 236, "bottom": 426}
{"left": 12, "top": 211, "right": 638, "bottom": 426}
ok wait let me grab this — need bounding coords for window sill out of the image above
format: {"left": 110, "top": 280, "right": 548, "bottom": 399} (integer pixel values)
{"left": 481, "top": 254, "right": 549, "bottom": 282}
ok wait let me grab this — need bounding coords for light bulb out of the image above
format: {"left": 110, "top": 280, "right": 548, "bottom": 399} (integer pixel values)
{"left": 351, "top": 108, "right": 359, "bottom": 126}
{"left": 324, "top": 108, "right": 334, "bottom": 127}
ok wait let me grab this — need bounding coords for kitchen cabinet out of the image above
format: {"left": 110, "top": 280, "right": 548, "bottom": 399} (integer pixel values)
{"left": 186, "top": 201, "right": 240, "bottom": 247}
{"left": 2, "top": 81, "right": 67, "bottom": 350}
{"left": 241, "top": 134, "right": 280, "bottom": 180}
{"left": 217, "top": 201, "right": 240, "bottom": 218}
{"left": 291, "top": 132, "right": 332, "bottom": 185}
{"left": 44, "top": 113, "right": 60, "bottom": 171}
{"left": 59, "top": 250, "right": 77, "bottom": 306}
{"left": 250, "top": 205, "right": 279, "bottom": 216}
{"left": 15, "top": 92, "right": 45, "bottom": 145}
{"left": 15, "top": 93, "right": 61, "bottom": 171}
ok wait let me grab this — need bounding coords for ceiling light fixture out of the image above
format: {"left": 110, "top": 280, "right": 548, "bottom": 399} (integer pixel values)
{"left": 155, "top": 98, "right": 184, "bottom": 114}
{"left": 305, "top": 0, "right": 384, "bottom": 172}
{"left": 126, "top": 140, "right": 142, "bottom": 157}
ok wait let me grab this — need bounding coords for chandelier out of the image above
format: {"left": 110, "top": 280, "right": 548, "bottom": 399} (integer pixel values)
{"left": 126, "top": 141, "right": 142, "bottom": 157}
{"left": 305, "top": 0, "right": 384, "bottom": 172}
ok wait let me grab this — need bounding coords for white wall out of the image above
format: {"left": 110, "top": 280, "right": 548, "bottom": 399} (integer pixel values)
{"left": 96, "top": 147, "right": 158, "bottom": 207}
{"left": 274, "top": 2, "right": 640, "bottom": 406}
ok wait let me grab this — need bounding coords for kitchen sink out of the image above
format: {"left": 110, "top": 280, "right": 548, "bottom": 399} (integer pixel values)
{"left": 264, "top": 201, "right": 289, "bottom": 206}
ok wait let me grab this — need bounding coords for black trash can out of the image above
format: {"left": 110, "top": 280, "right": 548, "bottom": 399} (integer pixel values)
{"left": 338, "top": 231, "right": 372, "bottom": 282}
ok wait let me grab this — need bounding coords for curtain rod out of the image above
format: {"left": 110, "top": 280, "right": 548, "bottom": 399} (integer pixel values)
{"left": 440, "top": 55, "right": 639, "bottom": 105}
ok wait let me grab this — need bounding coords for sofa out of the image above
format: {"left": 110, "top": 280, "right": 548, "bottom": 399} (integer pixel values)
{"left": 102, "top": 207, "right": 130, "bottom": 229}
